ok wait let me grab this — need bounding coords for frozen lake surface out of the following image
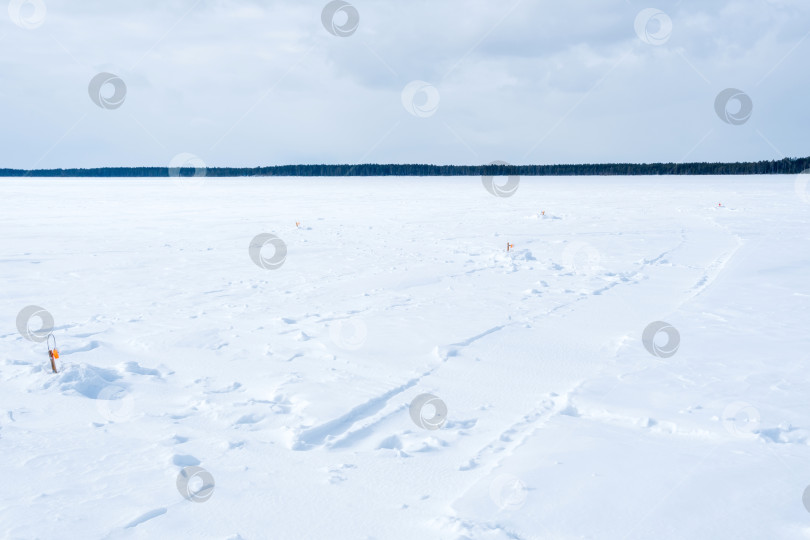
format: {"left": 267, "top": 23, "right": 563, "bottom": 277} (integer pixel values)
{"left": 1, "top": 176, "right": 809, "bottom": 539}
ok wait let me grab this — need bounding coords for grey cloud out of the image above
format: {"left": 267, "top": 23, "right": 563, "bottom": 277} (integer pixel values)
{"left": 1, "top": 0, "right": 807, "bottom": 167}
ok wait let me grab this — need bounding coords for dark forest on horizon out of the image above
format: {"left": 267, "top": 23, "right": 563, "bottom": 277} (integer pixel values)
{"left": 1, "top": 156, "right": 808, "bottom": 177}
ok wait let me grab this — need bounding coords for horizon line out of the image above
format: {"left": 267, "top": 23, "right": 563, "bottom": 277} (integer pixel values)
{"left": 1, "top": 156, "right": 808, "bottom": 177}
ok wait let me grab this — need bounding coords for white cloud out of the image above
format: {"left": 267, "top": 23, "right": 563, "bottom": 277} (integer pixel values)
{"left": 0, "top": 0, "right": 807, "bottom": 168}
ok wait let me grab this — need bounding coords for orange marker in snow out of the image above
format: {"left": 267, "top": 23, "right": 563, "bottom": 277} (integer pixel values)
{"left": 507, "top": 243, "right": 514, "bottom": 252}
{"left": 541, "top": 211, "right": 545, "bottom": 216}
{"left": 296, "top": 221, "right": 301, "bottom": 228}
{"left": 47, "top": 334, "right": 59, "bottom": 374}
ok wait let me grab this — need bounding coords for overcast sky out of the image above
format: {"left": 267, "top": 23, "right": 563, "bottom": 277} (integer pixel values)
{"left": 1, "top": 0, "right": 808, "bottom": 168}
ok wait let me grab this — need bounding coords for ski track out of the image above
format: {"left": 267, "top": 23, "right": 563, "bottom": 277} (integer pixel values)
{"left": 292, "top": 375, "right": 426, "bottom": 450}
{"left": 123, "top": 507, "right": 167, "bottom": 529}
{"left": 456, "top": 395, "right": 564, "bottom": 474}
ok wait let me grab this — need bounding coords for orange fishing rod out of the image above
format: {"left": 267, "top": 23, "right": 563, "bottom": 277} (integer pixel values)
{"left": 47, "top": 333, "right": 59, "bottom": 374}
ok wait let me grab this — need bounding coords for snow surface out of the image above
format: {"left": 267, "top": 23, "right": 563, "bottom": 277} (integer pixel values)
{"left": 1, "top": 176, "right": 809, "bottom": 539}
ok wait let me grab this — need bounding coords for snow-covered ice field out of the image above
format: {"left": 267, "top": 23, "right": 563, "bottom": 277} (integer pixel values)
{"left": 1, "top": 175, "right": 809, "bottom": 539}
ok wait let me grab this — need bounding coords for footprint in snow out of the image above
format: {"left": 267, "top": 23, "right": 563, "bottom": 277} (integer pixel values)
{"left": 172, "top": 454, "right": 201, "bottom": 467}
{"left": 122, "top": 361, "right": 161, "bottom": 377}
{"left": 377, "top": 435, "right": 402, "bottom": 450}
{"left": 234, "top": 413, "right": 265, "bottom": 426}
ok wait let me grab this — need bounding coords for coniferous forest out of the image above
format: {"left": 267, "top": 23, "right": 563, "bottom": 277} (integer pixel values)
{"left": 1, "top": 156, "right": 808, "bottom": 178}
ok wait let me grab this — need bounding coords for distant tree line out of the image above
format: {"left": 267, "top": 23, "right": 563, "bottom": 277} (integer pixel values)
{"left": 1, "top": 156, "right": 809, "bottom": 177}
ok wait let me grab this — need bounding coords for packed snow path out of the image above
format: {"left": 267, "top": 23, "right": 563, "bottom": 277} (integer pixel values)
{"left": 1, "top": 176, "right": 808, "bottom": 539}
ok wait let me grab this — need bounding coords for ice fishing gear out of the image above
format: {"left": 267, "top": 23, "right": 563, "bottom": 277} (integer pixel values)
{"left": 46, "top": 333, "right": 59, "bottom": 374}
